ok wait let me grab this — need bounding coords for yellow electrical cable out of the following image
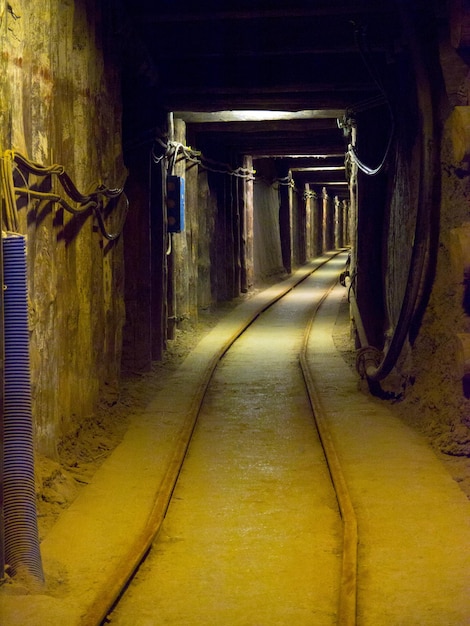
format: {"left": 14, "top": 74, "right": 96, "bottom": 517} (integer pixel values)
{"left": 0, "top": 149, "right": 128, "bottom": 240}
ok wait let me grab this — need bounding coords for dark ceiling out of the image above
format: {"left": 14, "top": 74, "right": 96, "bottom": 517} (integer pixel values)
{"left": 122, "top": 0, "right": 403, "bottom": 194}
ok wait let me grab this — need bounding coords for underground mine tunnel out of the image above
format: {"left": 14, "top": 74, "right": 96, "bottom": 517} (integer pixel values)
{"left": 0, "top": 1, "right": 470, "bottom": 624}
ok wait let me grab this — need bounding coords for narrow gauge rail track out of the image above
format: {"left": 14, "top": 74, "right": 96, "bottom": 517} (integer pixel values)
{"left": 87, "top": 251, "right": 356, "bottom": 626}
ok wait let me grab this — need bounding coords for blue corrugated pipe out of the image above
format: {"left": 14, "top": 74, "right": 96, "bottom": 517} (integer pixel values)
{"left": 3, "top": 234, "right": 44, "bottom": 585}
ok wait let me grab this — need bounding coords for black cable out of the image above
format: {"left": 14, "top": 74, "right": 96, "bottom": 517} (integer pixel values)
{"left": 346, "top": 22, "right": 395, "bottom": 176}
{"left": 153, "top": 138, "right": 255, "bottom": 180}
{"left": 6, "top": 151, "right": 129, "bottom": 240}
{"left": 357, "top": 0, "right": 440, "bottom": 383}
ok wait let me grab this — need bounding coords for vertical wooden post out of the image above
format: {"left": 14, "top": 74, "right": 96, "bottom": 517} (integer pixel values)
{"left": 241, "top": 155, "right": 254, "bottom": 292}
{"left": 166, "top": 241, "right": 176, "bottom": 340}
{"left": 298, "top": 187, "right": 307, "bottom": 264}
{"left": 335, "top": 196, "right": 343, "bottom": 249}
{"left": 322, "top": 188, "right": 329, "bottom": 251}
{"left": 166, "top": 114, "right": 176, "bottom": 340}
{"left": 150, "top": 150, "right": 167, "bottom": 360}
{"left": 342, "top": 200, "right": 349, "bottom": 247}
{"left": 213, "top": 171, "right": 228, "bottom": 300}
{"left": 222, "top": 176, "right": 231, "bottom": 299}
{"left": 323, "top": 187, "right": 335, "bottom": 251}
{"left": 277, "top": 160, "right": 292, "bottom": 273}
{"left": 185, "top": 158, "right": 199, "bottom": 320}
{"left": 304, "top": 184, "right": 312, "bottom": 260}
{"left": 232, "top": 172, "right": 241, "bottom": 297}
{"left": 311, "top": 191, "right": 322, "bottom": 257}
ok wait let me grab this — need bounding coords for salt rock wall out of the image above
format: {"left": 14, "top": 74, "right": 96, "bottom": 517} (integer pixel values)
{"left": 0, "top": 0, "right": 126, "bottom": 457}
{"left": 253, "top": 180, "right": 284, "bottom": 282}
{"left": 197, "top": 169, "right": 217, "bottom": 310}
{"left": 395, "top": 115, "right": 470, "bottom": 455}
{"left": 365, "top": 27, "right": 470, "bottom": 455}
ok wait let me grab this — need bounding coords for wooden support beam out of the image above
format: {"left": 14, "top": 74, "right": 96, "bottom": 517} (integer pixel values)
{"left": 137, "top": 6, "right": 394, "bottom": 23}
{"left": 164, "top": 88, "right": 378, "bottom": 113}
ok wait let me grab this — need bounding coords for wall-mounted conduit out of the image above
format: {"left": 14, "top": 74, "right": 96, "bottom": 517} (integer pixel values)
{"left": 3, "top": 234, "right": 44, "bottom": 587}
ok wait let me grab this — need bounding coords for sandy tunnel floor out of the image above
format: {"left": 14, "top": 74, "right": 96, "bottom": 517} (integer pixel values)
{"left": 29, "top": 271, "right": 470, "bottom": 612}
{"left": 109, "top": 267, "right": 343, "bottom": 625}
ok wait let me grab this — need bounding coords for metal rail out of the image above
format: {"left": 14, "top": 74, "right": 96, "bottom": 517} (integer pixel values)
{"left": 300, "top": 280, "right": 358, "bottom": 626}
{"left": 82, "top": 250, "right": 354, "bottom": 626}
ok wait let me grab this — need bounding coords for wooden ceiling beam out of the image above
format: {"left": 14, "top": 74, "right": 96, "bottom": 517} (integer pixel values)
{"left": 229, "top": 141, "right": 347, "bottom": 157}
{"left": 293, "top": 169, "right": 347, "bottom": 184}
{"left": 135, "top": 6, "right": 393, "bottom": 23}
{"left": 165, "top": 82, "right": 376, "bottom": 96}
{"left": 281, "top": 156, "right": 346, "bottom": 168}
{"left": 155, "top": 45, "right": 383, "bottom": 60}
{"left": 164, "top": 91, "right": 376, "bottom": 113}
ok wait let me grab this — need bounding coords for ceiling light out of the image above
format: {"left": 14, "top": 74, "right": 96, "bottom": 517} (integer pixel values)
{"left": 174, "top": 109, "right": 345, "bottom": 123}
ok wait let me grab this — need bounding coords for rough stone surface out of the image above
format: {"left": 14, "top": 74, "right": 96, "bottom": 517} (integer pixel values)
{"left": 0, "top": 0, "right": 126, "bottom": 455}
{"left": 391, "top": 118, "right": 470, "bottom": 458}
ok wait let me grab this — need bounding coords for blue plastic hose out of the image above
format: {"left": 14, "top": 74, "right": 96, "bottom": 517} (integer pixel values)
{"left": 3, "top": 234, "right": 44, "bottom": 584}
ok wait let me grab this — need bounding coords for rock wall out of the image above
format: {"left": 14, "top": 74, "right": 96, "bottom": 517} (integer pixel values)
{"left": 394, "top": 112, "right": 470, "bottom": 455}
{"left": 0, "top": 0, "right": 126, "bottom": 457}
{"left": 252, "top": 179, "right": 284, "bottom": 282}
{"left": 197, "top": 169, "right": 217, "bottom": 309}
{"left": 351, "top": 12, "right": 470, "bottom": 456}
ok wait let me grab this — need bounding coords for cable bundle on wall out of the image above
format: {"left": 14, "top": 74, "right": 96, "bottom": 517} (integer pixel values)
{"left": 152, "top": 138, "right": 256, "bottom": 180}
{"left": 0, "top": 150, "right": 129, "bottom": 240}
{"left": 343, "top": 21, "right": 395, "bottom": 177}
{"left": 152, "top": 136, "right": 305, "bottom": 198}
{"left": 303, "top": 189, "right": 318, "bottom": 201}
